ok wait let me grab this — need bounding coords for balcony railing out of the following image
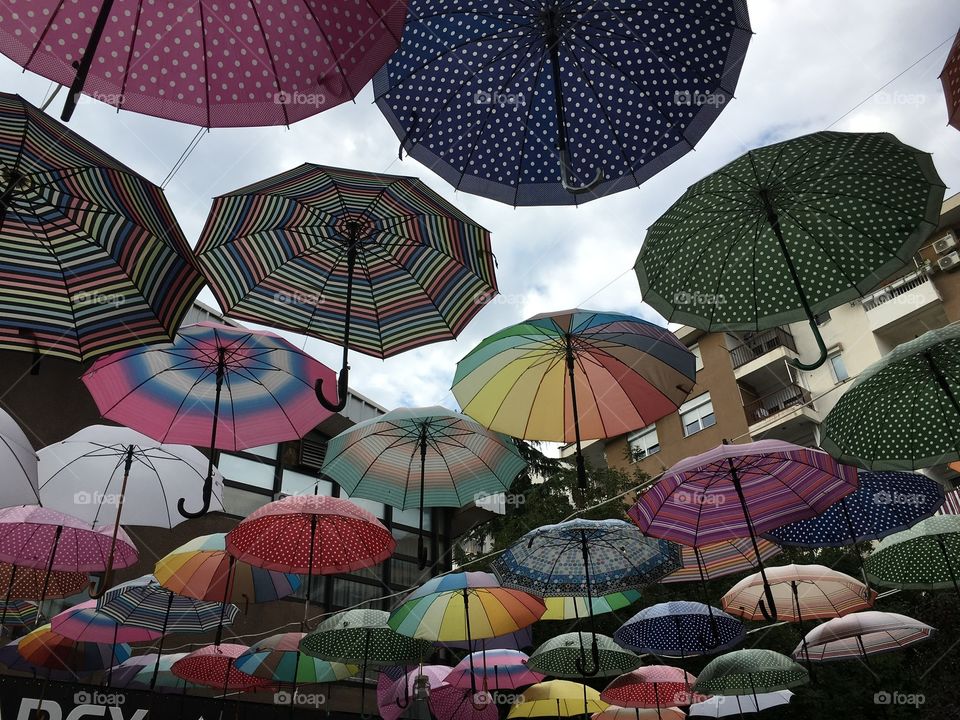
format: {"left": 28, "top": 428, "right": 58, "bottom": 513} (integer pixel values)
{"left": 744, "top": 384, "right": 812, "bottom": 425}
{"left": 861, "top": 268, "right": 933, "bottom": 312}
{"left": 729, "top": 328, "right": 797, "bottom": 369}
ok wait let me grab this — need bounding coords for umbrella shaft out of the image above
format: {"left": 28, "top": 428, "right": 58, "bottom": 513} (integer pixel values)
{"left": 61, "top": 0, "right": 116, "bottom": 120}
{"left": 564, "top": 339, "right": 587, "bottom": 489}
{"left": 923, "top": 351, "right": 960, "bottom": 417}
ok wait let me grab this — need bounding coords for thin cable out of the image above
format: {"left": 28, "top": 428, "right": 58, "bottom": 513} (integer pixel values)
{"left": 161, "top": 128, "right": 206, "bottom": 189}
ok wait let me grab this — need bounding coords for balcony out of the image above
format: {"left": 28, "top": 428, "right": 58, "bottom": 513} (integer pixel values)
{"left": 743, "top": 383, "right": 821, "bottom": 442}
{"left": 744, "top": 383, "right": 811, "bottom": 424}
{"left": 861, "top": 268, "right": 942, "bottom": 334}
{"left": 730, "top": 328, "right": 798, "bottom": 378}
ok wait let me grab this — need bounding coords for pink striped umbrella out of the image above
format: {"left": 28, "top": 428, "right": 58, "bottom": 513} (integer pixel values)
{"left": 52, "top": 600, "right": 162, "bottom": 644}
{"left": 796, "top": 611, "right": 934, "bottom": 663}
{"left": 629, "top": 440, "right": 858, "bottom": 621}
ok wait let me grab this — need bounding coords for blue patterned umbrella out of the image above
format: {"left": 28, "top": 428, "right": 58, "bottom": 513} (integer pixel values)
{"left": 614, "top": 602, "right": 745, "bottom": 660}
{"left": 492, "top": 519, "right": 681, "bottom": 675}
{"left": 373, "top": 1, "right": 752, "bottom": 205}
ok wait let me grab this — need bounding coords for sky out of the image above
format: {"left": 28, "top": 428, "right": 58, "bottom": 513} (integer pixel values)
{"left": 2, "top": 0, "right": 959, "bottom": 413}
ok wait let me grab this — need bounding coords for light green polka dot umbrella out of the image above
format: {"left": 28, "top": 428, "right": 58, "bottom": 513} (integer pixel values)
{"left": 822, "top": 324, "right": 960, "bottom": 470}
{"left": 636, "top": 131, "right": 945, "bottom": 370}
{"left": 864, "top": 516, "right": 960, "bottom": 598}
{"left": 527, "top": 633, "right": 642, "bottom": 679}
{"left": 693, "top": 649, "right": 808, "bottom": 704}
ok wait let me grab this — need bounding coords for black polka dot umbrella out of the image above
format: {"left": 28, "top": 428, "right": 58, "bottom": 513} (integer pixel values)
{"left": 636, "top": 131, "right": 946, "bottom": 370}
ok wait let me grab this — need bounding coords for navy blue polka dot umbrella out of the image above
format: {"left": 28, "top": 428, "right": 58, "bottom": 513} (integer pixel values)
{"left": 614, "top": 601, "right": 745, "bottom": 661}
{"left": 373, "top": 0, "right": 752, "bottom": 205}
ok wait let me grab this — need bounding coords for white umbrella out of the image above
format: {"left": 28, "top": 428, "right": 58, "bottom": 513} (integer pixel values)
{"left": 0, "top": 408, "right": 39, "bottom": 508}
{"left": 689, "top": 690, "right": 793, "bottom": 717}
{"left": 38, "top": 425, "right": 225, "bottom": 594}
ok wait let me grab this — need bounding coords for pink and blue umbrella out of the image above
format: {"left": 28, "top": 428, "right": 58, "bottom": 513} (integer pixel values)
{"left": 445, "top": 649, "right": 544, "bottom": 693}
{"left": 614, "top": 602, "right": 745, "bottom": 660}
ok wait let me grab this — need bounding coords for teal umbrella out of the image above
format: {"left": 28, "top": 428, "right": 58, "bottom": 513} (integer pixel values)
{"left": 635, "top": 131, "right": 945, "bottom": 370}
{"left": 864, "top": 516, "right": 960, "bottom": 598}
{"left": 822, "top": 324, "right": 960, "bottom": 469}
{"left": 693, "top": 649, "right": 808, "bottom": 706}
{"left": 527, "top": 633, "right": 641, "bottom": 679}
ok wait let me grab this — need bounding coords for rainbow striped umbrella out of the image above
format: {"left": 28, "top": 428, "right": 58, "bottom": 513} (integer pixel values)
{"left": 323, "top": 406, "right": 526, "bottom": 567}
{"left": 52, "top": 599, "right": 161, "bottom": 644}
{"left": 18, "top": 623, "right": 130, "bottom": 672}
{"left": 0, "top": 600, "right": 42, "bottom": 627}
{"left": 82, "top": 321, "right": 336, "bottom": 517}
{"left": 661, "top": 538, "right": 782, "bottom": 584}
{"left": 195, "top": 164, "right": 497, "bottom": 412}
{"left": 542, "top": 591, "right": 642, "bottom": 621}
{"left": 0, "top": 93, "right": 203, "bottom": 364}
{"left": 235, "top": 632, "right": 357, "bottom": 685}
{"left": 0, "top": 637, "right": 81, "bottom": 681}
{"left": 452, "top": 309, "right": 695, "bottom": 488}
{"left": 796, "top": 611, "right": 934, "bottom": 663}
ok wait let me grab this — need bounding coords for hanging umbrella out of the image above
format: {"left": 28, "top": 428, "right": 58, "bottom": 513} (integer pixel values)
{"left": 0, "top": 408, "right": 39, "bottom": 508}
{"left": 528, "top": 633, "right": 641, "bottom": 679}
{"left": 636, "top": 131, "right": 945, "bottom": 370}
{"left": 452, "top": 309, "right": 695, "bottom": 488}
{"left": 235, "top": 632, "right": 357, "bottom": 686}
{"left": 0, "top": 2, "right": 408, "bottom": 124}
{"left": 614, "top": 602, "right": 745, "bottom": 659}
{"left": 941, "top": 28, "right": 960, "bottom": 130}
{"left": 630, "top": 440, "right": 859, "bottom": 620}
{"left": 195, "top": 164, "right": 497, "bottom": 412}
{"left": 601, "top": 667, "right": 702, "bottom": 709}
{"left": 323, "top": 406, "right": 525, "bottom": 567}
{"left": 445, "top": 649, "right": 544, "bottom": 694}
{"left": 797, "top": 610, "right": 934, "bottom": 666}
{"left": 379, "top": 664, "right": 449, "bottom": 720}
{"left": 864, "top": 515, "right": 960, "bottom": 598}
{"left": 39, "top": 425, "right": 225, "bottom": 595}
{"left": 688, "top": 691, "right": 792, "bottom": 717}
{"left": 436, "top": 626, "right": 533, "bottom": 652}
{"left": 822, "top": 324, "right": 960, "bottom": 469}
{"left": 594, "top": 708, "right": 686, "bottom": 720}
{"left": 300, "top": 609, "right": 434, "bottom": 715}
{"left": 543, "top": 591, "right": 642, "bottom": 621}
{"left": 227, "top": 495, "right": 394, "bottom": 626}
{"left": 82, "top": 322, "right": 336, "bottom": 517}
{"left": 494, "top": 519, "right": 680, "bottom": 674}
{"left": 507, "top": 680, "right": 608, "bottom": 718}
{"left": 0, "top": 93, "right": 203, "bottom": 364}
{"left": 0, "top": 600, "right": 43, "bottom": 627}
{"left": 171, "top": 644, "right": 272, "bottom": 691}
{"left": 0, "top": 637, "right": 84, "bottom": 681}
{"left": 374, "top": 0, "right": 751, "bottom": 205}
{"left": 692, "top": 650, "right": 808, "bottom": 702}
{"left": 111, "top": 653, "right": 194, "bottom": 693}
{"left": 0, "top": 562, "right": 87, "bottom": 603}
{"left": 18, "top": 623, "right": 130, "bottom": 673}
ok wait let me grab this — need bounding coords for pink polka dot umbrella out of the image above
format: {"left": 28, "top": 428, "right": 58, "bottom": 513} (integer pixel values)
{"left": 171, "top": 643, "right": 273, "bottom": 693}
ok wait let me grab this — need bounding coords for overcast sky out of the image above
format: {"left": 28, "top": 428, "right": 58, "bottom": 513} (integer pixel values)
{"left": 2, "top": 0, "right": 959, "bottom": 412}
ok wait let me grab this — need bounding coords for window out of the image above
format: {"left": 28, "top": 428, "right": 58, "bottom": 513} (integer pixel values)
{"left": 393, "top": 506, "right": 431, "bottom": 531}
{"left": 627, "top": 426, "right": 660, "bottom": 461}
{"left": 689, "top": 343, "right": 704, "bottom": 372}
{"left": 680, "top": 394, "right": 716, "bottom": 437}
{"left": 281, "top": 469, "right": 331, "bottom": 497}
{"left": 330, "top": 579, "right": 384, "bottom": 609}
{"left": 829, "top": 352, "right": 849, "bottom": 382}
{"left": 217, "top": 453, "right": 276, "bottom": 490}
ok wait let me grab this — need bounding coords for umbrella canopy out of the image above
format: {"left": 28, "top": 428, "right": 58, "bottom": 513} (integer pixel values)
{"left": 429, "top": 678, "right": 500, "bottom": 720}
{"left": 82, "top": 321, "right": 336, "bottom": 517}
{"left": 942, "top": 29, "right": 960, "bottom": 130}
{"left": 661, "top": 539, "right": 782, "bottom": 585}
{"left": 693, "top": 650, "right": 808, "bottom": 697}
{"left": 614, "top": 602, "right": 745, "bottom": 658}
{"left": 0, "top": 93, "right": 203, "bottom": 362}
{"left": 323, "top": 406, "right": 525, "bottom": 565}
{"left": 378, "top": 664, "right": 449, "bottom": 720}
{"left": 542, "top": 591, "right": 642, "bottom": 621}
{"left": 235, "top": 632, "right": 357, "bottom": 685}
{"left": 796, "top": 610, "right": 934, "bottom": 663}
{"left": 864, "top": 516, "right": 960, "bottom": 595}
{"left": 435, "top": 626, "right": 533, "bottom": 652}
{"left": 0, "top": 600, "right": 42, "bottom": 627}
{"left": 97, "top": 575, "right": 238, "bottom": 635}
{"left": 822, "top": 324, "right": 960, "bottom": 470}
{"left": 18, "top": 623, "right": 130, "bottom": 672}
{"left": 445, "top": 649, "right": 544, "bottom": 691}
{"left": 0, "top": 2, "right": 408, "bottom": 125}
{"left": 111, "top": 653, "right": 194, "bottom": 693}
{"left": 594, "top": 708, "right": 686, "bottom": 720}
{"left": 196, "top": 164, "right": 497, "bottom": 412}
{"left": 52, "top": 599, "right": 162, "bottom": 644}
{"left": 601, "top": 667, "right": 700, "bottom": 709}
{"left": 171, "top": 643, "right": 272, "bottom": 691}
{"left": 721, "top": 565, "right": 875, "bottom": 622}
{"left": 635, "top": 130, "right": 945, "bottom": 370}
{"left": 688, "top": 691, "right": 792, "bottom": 717}
{"left": 0, "top": 408, "right": 39, "bottom": 508}
{"left": 528, "top": 633, "right": 641, "bottom": 679}
{"left": 0, "top": 562, "right": 87, "bottom": 600}
{"left": 0, "top": 637, "right": 84, "bottom": 681}
{"left": 507, "top": 680, "right": 608, "bottom": 718}
{"left": 373, "top": 0, "right": 751, "bottom": 205}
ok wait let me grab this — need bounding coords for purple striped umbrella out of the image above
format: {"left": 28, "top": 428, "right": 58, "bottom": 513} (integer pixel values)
{"left": 796, "top": 611, "right": 934, "bottom": 663}
{"left": 629, "top": 440, "right": 858, "bottom": 622}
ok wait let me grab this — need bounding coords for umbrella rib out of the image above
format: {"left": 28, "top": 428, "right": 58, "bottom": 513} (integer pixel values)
{"left": 706, "top": 208, "right": 766, "bottom": 329}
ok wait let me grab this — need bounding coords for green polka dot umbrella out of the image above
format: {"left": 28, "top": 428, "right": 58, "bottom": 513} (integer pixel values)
{"left": 822, "top": 323, "right": 960, "bottom": 470}
{"left": 528, "top": 633, "right": 641, "bottom": 679}
{"left": 864, "top": 516, "right": 960, "bottom": 598}
{"left": 635, "top": 131, "right": 945, "bottom": 370}
{"left": 693, "top": 650, "right": 808, "bottom": 703}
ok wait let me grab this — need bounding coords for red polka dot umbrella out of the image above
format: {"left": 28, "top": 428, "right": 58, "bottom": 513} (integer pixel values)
{"left": 602, "top": 667, "right": 706, "bottom": 709}
{"left": 171, "top": 643, "right": 273, "bottom": 692}
{"left": 226, "top": 495, "right": 395, "bottom": 625}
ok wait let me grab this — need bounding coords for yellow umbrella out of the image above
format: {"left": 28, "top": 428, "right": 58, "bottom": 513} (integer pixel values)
{"left": 508, "top": 680, "right": 608, "bottom": 718}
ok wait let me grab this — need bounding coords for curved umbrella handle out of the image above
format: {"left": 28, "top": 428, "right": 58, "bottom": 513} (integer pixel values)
{"left": 757, "top": 584, "right": 779, "bottom": 622}
{"left": 788, "top": 316, "right": 828, "bottom": 371}
{"left": 573, "top": 638, "right": 601, "bottom": 677}
{"left": 316, "top": 371, "right": 349, "bottom": 413}
{"left": 178, "top": 477, "right": 212, "bottom": 519}
{"left": 559, "top": 149, "right": 604, "bottom": 195}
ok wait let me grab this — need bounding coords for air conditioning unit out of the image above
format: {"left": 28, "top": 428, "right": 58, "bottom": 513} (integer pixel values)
{"left": 933, "top": 230, "right": 957, "bottom": 254}
{"left": 938, "top": 251, "right": 960, "bottom": 272}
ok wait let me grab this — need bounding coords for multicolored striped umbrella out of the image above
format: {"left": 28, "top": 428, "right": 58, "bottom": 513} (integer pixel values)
{"left": 171, "top": 644, "right": 272, "bottom": 691}
{"left": 508, "top": 680, "right": 608, "bottom": 718}
{"left": 601, "top": 667, "right": 701, "bottom": 709}
{"left": 542, "top": 591, "right": 642, "bottom": 621}
{"left": 435, "top": 626, "right": 533, "bottom": 652}
{"left": 692, "top": 650, "right": 808, "bottom": 697}
{"left": 661, "top": 539, "right": 782, "bottom": 585}
{"left": 0, "top": 408, "right": 39, "bottom": 508}
{"left": 594, "top": 707, "right": 686, "bottom": 720}
{"left": 614, "top": 602, "right": 745, "bottom": 659}
{"left": 528, "top": 633, "right": 641, "bottom": 679}
{"left": 18, "top": 623, "right": 130, "bottom": 672}
{"left": 864, "top": 515, "right": 960, "bottom": 596}
{"left": 689, "top": 690, "right": 792, "bottom": 717}
{"left": 822, "top": 324, "right": 960, "bottom": 470}
{"left": 323, "top": 406, "right": 525, "bottom": 566}
{"left": 0, "top": 93, "right": 203, "bottom": 363}
{"left": 795, "top": 611, "right": 934, "bottom": 663}
{"left": 82, "top": 321, "right": 336, "bottom": 517}
{"left": 445, "top": 649, "right": 544, "bottom": 691}
{"left": 942, "top": 28, "right": 960, "bottom": 130}
{"left": 452, "top": 309, "right": 695, "bottom": 487}
{"left": 0, "top": 600, "right": 42, "bottom": 627}
{"left": 0, "top": 637, "right": 82, "bottom": 681}
{"left": 52, "top": 599, "right": 161, "bottom": 644}
{"left": 235, "top": 632, "right": 357, "bottom": 686}
{"left": 196, "top": 164, "right": 497, "bottom": 412}
{"left": 630, "top": 440, "right": 859, "bottom": 621}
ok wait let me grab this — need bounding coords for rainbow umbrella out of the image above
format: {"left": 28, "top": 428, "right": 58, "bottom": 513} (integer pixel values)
{"left": 18, "top": 623, "right": 130, "bottom": 672}
{"left": 445, "top": 649, "right": 544, "bottom": 693}
{"left": 235, "top": 632, "right": 357, "bottom": 686}
{"left": 508, "top": 680, "right": 608, "bottom": 718}
{"left": 452, "top": 309, "right": 695, "bottom": 488}
{"left": 0, "top": 600, "right": 42, "bottom": 627}
{"left": 435, "top": 626, "right": 533, "bottom": 652}
{"left": 323, "top": 406, "right": 525, "bottom": 567}
{"left": 0, "top": 637, "right": 81, "bottom": 681}
{"left": 196, "top": 164, "right": 497, "bottom": 412}
{"left": 0, "top": 93, "right": 203, "bottom": 365}
{"left": 542, "top": 591, "right": 642, "bottom": 621}
{"left": 601, "top": 667, "right": 702, "bottom": 710}
{"left": 630, "top": 440, "right": 859, "bottom": 621}
{"left": 172, "top": 644, "right": 272, "bottom": 691}
{"left": 796, "top": 611, "right": 934, "bottom": 664}
{"left": 942, "top": 28, "right": 960, "bottom": 130}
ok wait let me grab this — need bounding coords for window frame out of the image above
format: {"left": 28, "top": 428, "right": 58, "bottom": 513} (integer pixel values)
{"left": 679, "top": 393, "right": 716, "bottom": 437}
{"left": 627, "top": 425, "right": 660, "bottom": 461}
